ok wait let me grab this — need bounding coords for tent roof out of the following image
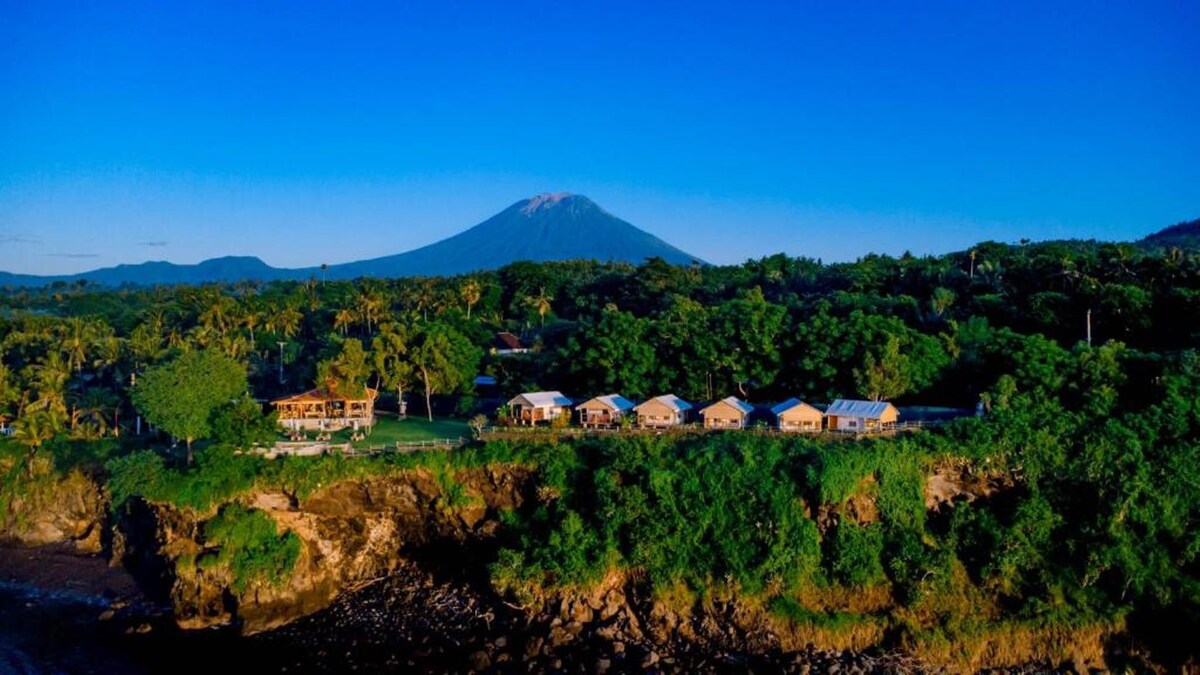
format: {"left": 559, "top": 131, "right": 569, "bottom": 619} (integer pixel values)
{"left": 825, "top": 399, "right": 896, "bottom": 419}
{"left": 770, "top": 398, "right": 820, "bottom": 416}
{"left": 704, "top": 396, "right": 754, "bottom": 415}
{"left": 508, "top": 391, "right": 572, "bottom": 408}
{"left": 635, "top": 394, "right": 693, "bottom": 413}
{"left": 576, "top": 394, "right": 636, "bottom": 412}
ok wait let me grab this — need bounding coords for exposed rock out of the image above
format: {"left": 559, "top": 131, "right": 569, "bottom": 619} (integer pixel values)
{"left": 111, "top": 466, "right": 535, "bottom": 634}
{"left": 0, "top": 467, "right": 106, "bottom": 553}
{"left": 925, "top": 459, "right": 1017, "bottom": 511}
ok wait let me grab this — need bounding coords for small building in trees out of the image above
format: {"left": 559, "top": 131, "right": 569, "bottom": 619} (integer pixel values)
{"left": 575, "top": 394, "right": 636, "bottom": 427}
{"left": 699, "top": 396, "right": 754, "bottom": 430}
{"left": 491, "top": 332, "right": 531, "bottom": 356}
{"left": 272, "top": 387, "right": 378, "bottom": 431}
{"left": 633, "top": 394, "right": 693, "bottom": 428}
{"left": 824, "top": 399, "right": 898, "bottom": 433}
{"left": 771, "top": 398, "right": 823, "bottom": 432}
{"left": 506, "top": 391, "right": 572, "bottom": 425}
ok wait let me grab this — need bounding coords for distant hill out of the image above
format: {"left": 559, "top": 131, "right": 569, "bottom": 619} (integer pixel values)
{"left": 1139, "top": 217, "right": 1200, "bottom": 251}
{"left": 0, "top": 194, "right": 703, "bottom": 287}
{"left": 0, "top": 256, "right": 293, "bottom": 288}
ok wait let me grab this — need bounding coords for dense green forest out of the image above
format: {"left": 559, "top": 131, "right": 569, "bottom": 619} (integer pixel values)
{"left": 2, "top": 238, "right": 1200, "bottom": 666}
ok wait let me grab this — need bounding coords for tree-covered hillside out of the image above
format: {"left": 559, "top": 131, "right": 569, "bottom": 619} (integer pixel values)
{"left": 2, "top": 238, "right": 1200, "bottom": 667}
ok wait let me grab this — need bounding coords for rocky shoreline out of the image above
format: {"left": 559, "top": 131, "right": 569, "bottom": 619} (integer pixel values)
{"left": 0, "top": 464, "right": 1114, "bottom": 673}
{"left": 252, "top": 558, "right": 940, "bottom": 674}
{"left": 0, "top": 543, "right": 1087, "bottom": 674}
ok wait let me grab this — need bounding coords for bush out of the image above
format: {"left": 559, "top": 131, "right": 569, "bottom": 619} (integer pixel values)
{"left": 106, "top": 450, "right": 168, "bottom": 510}
{"left": 830, "top": 522, "right": 886, "bottom": 586}
{"left": 201, "top": 504, "right": 301, "bottom": 595}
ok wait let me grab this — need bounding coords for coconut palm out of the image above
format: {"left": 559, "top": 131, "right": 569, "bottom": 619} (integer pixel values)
{"left": 270, "top": 305, "right": 304, "bottom": 340}
{"left": 28, "top": 352, "right": 70, "bottom": 421}
{"left": 355, "top": 286, "right": 386, "bottom": 334}
{"left": 460, "top": 279, "right": 482, "bottom": 319}
{"left": 240, "top": 306, "right": 262, "bottom": 350}
{"left": 526, "top": 287, "right": 553, "bottom": 327}
{"left": 333, "top": 307, "right": 356, "bottom": 336}
{"left": 70, "top": 387, "right": 118, "bottom": 440}
{"left": 14, "top": 409, "right": 61, "bottom": 472}
{"left": 199, "top": 293, "right": 237, "bottom": 338}
{"left": 60, "top": 317, "right": 92, "bottom": 374}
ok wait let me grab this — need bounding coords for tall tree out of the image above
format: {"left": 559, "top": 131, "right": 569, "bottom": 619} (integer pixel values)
{"left": 526, "top": 287, "right": 553, "bottom": 327}
{"left": 13, "top": 409, "right": 61, "bottom": 473}
{"left": 855, "top": 335, "right": 910, "bottom": 401}
{"left": 372, "top": 322, "right": 415, "bottom": 415}
{"left": 131, "top": 350, "right": 248, "bottom": 464}
{"left": 460, "top": 278, "right": 482, "bottom": 319}
{"left": 315, "top": 338, "right": 371, "bottom": 398}
{"left": 410, "top": 322, "right": 480, "bottom": 421}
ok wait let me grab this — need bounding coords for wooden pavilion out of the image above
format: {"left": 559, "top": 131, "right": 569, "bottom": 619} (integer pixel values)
{"left": 271, "top": 387, "right": 378, "bottom": 431}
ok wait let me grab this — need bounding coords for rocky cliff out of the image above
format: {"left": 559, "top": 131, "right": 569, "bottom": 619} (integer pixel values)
{"left": 3, "top": 459, "right": 1134, "bottom": 671}
{"left": 0, "top": 459, "right": 106, "bottom": 553}
{"left": 114, "top": 465, "right": 535, "bottom": 633}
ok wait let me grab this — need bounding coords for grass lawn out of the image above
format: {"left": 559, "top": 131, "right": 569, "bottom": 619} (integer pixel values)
{"left": 339, "top": 415, "right": 470, "bottom": 448}
{"left": 277, "top": 415, "right": 470, "bottom": 448}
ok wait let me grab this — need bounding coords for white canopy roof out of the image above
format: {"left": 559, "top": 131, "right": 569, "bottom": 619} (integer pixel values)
{"left": 508, "top": 391, "right": 572, "bottom": 408}
{"left": 634, "top": 394, "right": 693, "bottom": 413}
{"left": 576, "top": 394, "right": 636, "bottom": 412}
{"left": 706, "top": 396, "right": 754, "bottom": 415}
{"left": 825, "top": 399, "right": 895, "bottom": 419}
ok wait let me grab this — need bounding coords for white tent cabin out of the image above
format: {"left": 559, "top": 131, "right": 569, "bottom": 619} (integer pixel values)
{"left": 633, "top": 394, "right": 693, "bottom": 428}
{"left": 699, "top": 396, "right": 755, "bottom": 430}
{"left": 575, "top": 394, "right": 636, "bottom": 427}
{"left": 506, "top": 391, "right": 573, "bottom": 426}
{"left": 824, "top": 399, "right": 899, "bottom": 433}
{"left": 771, "top": 398, "right": 823, "bottom": 432}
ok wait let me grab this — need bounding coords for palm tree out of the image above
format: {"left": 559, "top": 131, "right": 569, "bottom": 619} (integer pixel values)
{"left": 526, "top": 287, "right": 553, "bottom": 327}
{"left": 355, "top": 286, "right": 385, "bottom": 334}
{"left": 60, "top": 317, "right": 91, "bottom": 374}
{"left": 241, "top": 307, "right": 261, "bottom": 350}
{"left": 70, "top": 388, "right": 117, "bottom": 440}
{"left": 90, "top": 334, "right": 123, "bottom": 384}
{"left": 333, "top": 307, "right": 355, "bottom": 336}
{"left": 28, "top": 352, "right": 69, "bottom": 421}
{"left": 270, "top": 305, "right": 303, "bottom": 340}
{"left": 199, "top": 293, "right": 237, "bottom": 338}
{"left": 14, "top": 410, "right": 60, "bottom": 473}
{"left": 460, "top": 279, "right": 482, "bottom": 319}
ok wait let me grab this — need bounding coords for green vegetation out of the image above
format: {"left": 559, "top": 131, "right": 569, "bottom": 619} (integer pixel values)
{"left": 131, "top": 350, "right": 248, "bottom": 463}
{"left": 2, "top": 240, "right": 1200, "bottom": 664}
{"left": 198, "top": 503, "right": 301, "bottom": 595}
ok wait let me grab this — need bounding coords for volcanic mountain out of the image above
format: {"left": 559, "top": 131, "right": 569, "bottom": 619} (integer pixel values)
{"left": 0, "top": 194, "right": 702, "bottom": 286}
{"left": 316, "top": 193, "right": 701, "bottom": 279}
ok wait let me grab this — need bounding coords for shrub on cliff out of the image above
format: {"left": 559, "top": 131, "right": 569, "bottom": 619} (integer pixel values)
{"left": 200, "top": 503, "right": 300, "bottom": 595}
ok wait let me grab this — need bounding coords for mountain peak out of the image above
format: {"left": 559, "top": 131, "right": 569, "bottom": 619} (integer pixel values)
{"left": 0, "top": 194, "right": 701, "bottom": 286}
{"left": 519, "top": 192, "right": 577, "bottom": 215}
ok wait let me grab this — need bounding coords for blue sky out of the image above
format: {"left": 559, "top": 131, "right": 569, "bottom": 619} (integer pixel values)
{"left": 1, "top": 1, "right": 1197, "bottom": 275}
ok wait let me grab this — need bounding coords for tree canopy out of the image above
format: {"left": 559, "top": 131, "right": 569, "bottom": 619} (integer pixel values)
{"left": 131, "top": 349, "right": 247, "bottom": 462}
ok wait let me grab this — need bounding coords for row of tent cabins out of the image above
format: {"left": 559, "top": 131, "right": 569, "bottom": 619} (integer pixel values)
{"left": 505, "top": 391, "right": 900, "bottom": 433}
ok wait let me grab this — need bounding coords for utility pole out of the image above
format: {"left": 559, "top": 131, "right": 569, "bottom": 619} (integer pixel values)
{"left": 1086, "top": 309, "right": 1092, "bottom": 347}
{"left": 278, "top": 341, "right": 286, "bottom": 384}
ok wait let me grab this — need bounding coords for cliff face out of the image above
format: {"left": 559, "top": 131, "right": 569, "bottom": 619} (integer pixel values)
{"left": 5, "top": 460, "right": 1128, "bottom": 671}
{"left": 115, "top": 466, "right": 535, "bottom": 633}
{"left": 0, "top": 463, "right": 106, "bottom": 553}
